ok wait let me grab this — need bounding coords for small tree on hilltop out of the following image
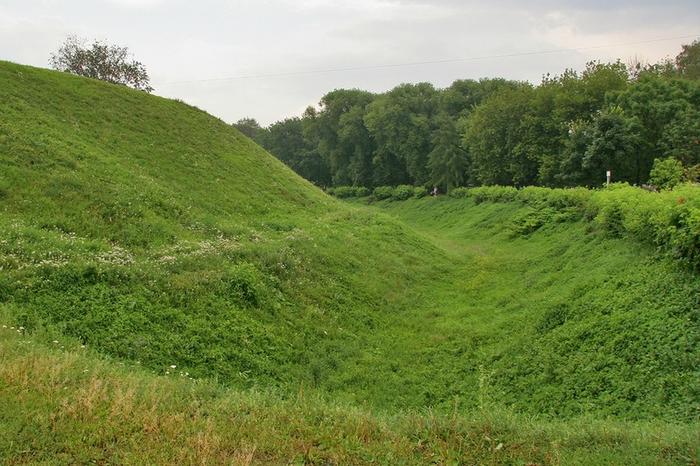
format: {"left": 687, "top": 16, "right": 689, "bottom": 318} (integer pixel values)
{"left": 50, "top": 35, "right": 153, "bottom": 92}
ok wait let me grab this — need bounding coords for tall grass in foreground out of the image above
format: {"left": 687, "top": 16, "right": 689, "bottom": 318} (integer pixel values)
{"left": 1, "top": 326, "right": 697, "bottom": 465}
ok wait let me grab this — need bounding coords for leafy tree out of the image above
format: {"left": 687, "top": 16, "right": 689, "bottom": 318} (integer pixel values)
{"left": 553, "top": 61, "right": 629, "bottom": 122}
{"left": 649, "top": 157, "right": 684, "bottom": 189}
{"left": 428, "top": 114, "right": 469, "bottom": 190}
{"left": 439, "top": 78, "right": 520, "bottom": 118}
{"left": 675, "top": 40, "right": 700, "bottom": 80}
{"left": 50, "top": 35, "right": 153, "bottom": 92}
{"left": 558, "top": 120, "right": 595, "bottom": 186}
{"left": 610, "top": 75, "right": 700, "bottom": 181}
{"left": 257, "top": 49, "right": 699, "bottom": 191}
{"left": 338, "top": 105, "right": 375, "bottom": 186}
{"left": 523, "top": 79, "right": 565, "bottom": 186}
{"left": 262, "top": 117, "right": 330, "bottom": 186}
{"left": 233, "top": 118, "right": 264, "bottom": 142}
{"left": 314, "top": 90, "right": 375, "bottom": 187}
{"left": 463, "top": 84, "right": 538, "bottom": 186}
{"left": 365, "top": 83, "right": 438, "bottom": 185}
{"left": 583, "top": 107, "right": 643, "bottom": 184}
{"left": 659, "top": 106, "right": 700, "bottom": 165}
{"left": 537, "top": 62, "right": 629, "bottom": 185}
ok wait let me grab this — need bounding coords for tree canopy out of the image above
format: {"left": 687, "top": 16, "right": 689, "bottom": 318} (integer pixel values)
{"left": 242, "top": 41, "right": 700, "bottom": 191}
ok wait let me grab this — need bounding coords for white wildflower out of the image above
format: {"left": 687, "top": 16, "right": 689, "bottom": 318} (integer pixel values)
{"left": 96, "top": 245, "right": 134, "bottom": 266}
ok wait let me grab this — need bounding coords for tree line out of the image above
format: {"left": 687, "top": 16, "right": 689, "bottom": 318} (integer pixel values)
{"left": 237, "top": 41, "right": 700, "bottom": 191}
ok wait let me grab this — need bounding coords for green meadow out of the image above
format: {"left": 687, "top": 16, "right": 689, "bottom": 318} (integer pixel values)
{"left": 1, "top": 61, "right": 698, "bottom": 464}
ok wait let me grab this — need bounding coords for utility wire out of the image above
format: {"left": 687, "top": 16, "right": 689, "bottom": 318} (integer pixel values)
{"left": 156, "top": 33, "right": 699, "bottom": 86}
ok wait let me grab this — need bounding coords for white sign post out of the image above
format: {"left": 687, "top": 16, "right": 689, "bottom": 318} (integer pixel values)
{"left": 606, "top": 170, "right": 612, "bottom": 186}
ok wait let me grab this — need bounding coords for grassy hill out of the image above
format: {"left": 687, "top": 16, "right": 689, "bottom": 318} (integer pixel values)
{"left": 0, "top": 60, "right": 445, "bottom": 393}
{"left": 0, "top": 61, "right": 698, "bottom": 463}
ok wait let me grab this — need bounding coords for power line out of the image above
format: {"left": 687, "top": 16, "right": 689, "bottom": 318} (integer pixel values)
{"left": 155, "top": 33, "right": 699, "bottom": 86}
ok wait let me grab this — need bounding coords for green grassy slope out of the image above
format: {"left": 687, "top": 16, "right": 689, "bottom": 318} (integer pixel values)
{"left": 352, "top": 197, "right": 699, "bottom": 420}
{"left": 0, "top": 60, "right": 446, "bottom": 393}
{"left": 0, "top": 63, "right": 700, "bottom": 420}
{"left": 0, "top": 60, "right": 699, "bottom": 463}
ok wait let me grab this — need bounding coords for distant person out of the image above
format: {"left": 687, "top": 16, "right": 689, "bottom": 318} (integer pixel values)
{"left": 431, "top": 186, "right": 439, "bottom": 197}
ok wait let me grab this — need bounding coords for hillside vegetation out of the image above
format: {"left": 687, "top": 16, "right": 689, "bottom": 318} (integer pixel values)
{"left": 0, "top": 60, "right": 445, "bottom": 394}
{"left": 1, "top": 61, "right": 699, "bottom": 464}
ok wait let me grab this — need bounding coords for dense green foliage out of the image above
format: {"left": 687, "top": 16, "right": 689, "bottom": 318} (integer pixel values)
{"left": 239, "top": 41, "right": 700, "bottom": 191}
{"left": 2, "top": 61, "right": 700, "bottom": 463}
{"left": 440, "top": 183, "right": 700, "bottom": 271}
{"left": 330, "top": 184, "right": 429, "bottom": 200}
{"left": 650, "top": 157, "right": 685, "bottom": 189}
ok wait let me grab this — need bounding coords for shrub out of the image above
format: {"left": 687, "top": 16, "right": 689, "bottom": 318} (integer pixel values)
{"left": 509, "top": 208, "right": 556, "bottom": 237}
{"left": 328, "top": 186, "right": 371, "bottom": 198}
{"left": 516, "top": 186, "right": 551, "bottom": 206}
{"left": 442, "top": 182, "right": 700, "bottom": 270}
{"left": 470, "top": 186, "right": 518, "bottom": 203}
{"left": 684, "top": 164, "right": 700, "bottom": 183}
{"left": 664, "top": 203, "right": 700, "bottom": 269}
{"left": 329, "top": 186, "right": 357, "bottom": 198}
{"left": 596, "top": 202, "right": 625, "bottom": 237}
{"left": 373, "top": 186, "right": 394, "bottom": 200}
{"left": 448, "top": 187, "right": 470, "bottom": 198}
{"left": 515, "top": 187, "right": 591, "bottom": 214}
{"left": 543, "top": 188, "right": 591, "bottom": 210}
{"left": 355, "top": 187, "right": 370, "bottom": 197}
{"left": 414, "top": 186, "right": 428, "bottom": 198}
{"left": 392, "top": 185, "right": 415, "bottom": 201}
{"left": 649, "top": 158, "right": 684, "bottom": 190}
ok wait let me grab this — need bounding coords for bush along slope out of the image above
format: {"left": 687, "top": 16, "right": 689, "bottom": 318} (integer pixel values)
{"left": 447, "top": 183, "right": 700, "bottom": 270}
{"left": 327, "top": 184, "right": 429, "bottom": 200}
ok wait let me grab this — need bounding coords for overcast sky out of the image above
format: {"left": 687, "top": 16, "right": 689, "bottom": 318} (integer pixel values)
{"left": 1, "top": 1, "right": 699, "bottom": 125}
